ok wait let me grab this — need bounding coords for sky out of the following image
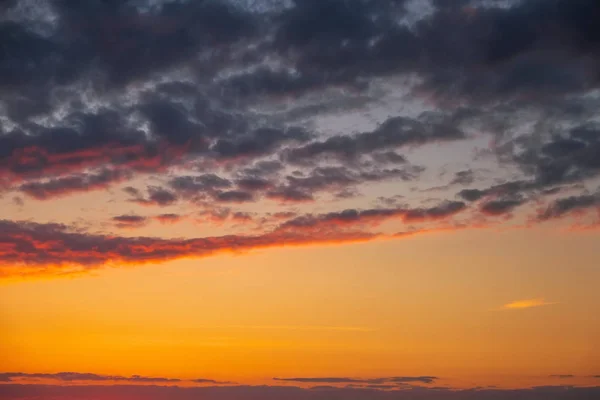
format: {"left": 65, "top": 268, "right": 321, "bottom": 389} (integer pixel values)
{"left": 0, "top": 0, "right": 599, "bottom": 399}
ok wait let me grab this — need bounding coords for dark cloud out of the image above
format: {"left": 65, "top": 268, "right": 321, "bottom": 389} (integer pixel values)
{"left": 1, "top": 383, "right": 599, "bottom": 400}
{"left": 285, "top": 116, "right": 465, "bottom": 164}
{"left": 169, "top": 174, "right": 232, "bottom": 195}
{"left": 273, "top": 376, "right": 438, "bottom": 384}
{"left": 235, "top": 177, "right": 273, "bottom": 191}
{"left": 0, "top": 219, "right": 377, "bottom": 277}
{"left": 112, "top": 214, "right": 149, "bottom": 229}
{"left": 154, "top": 214, "right": 184, "bottom": 224}
{"left": 240, "top": 161, "right": 285, "bottom": 177}
{"left": 268, "top": 165, "right": 423, "bottom": 202}
{"left": 278, "top": 201, "right": 466, "bottom": 231}
{"left": 539, "top": 191, "right": 600, "bottom": 220}
{"left": 450, "top": 170, "right": 475, "bottom": 186}
{"left": 215, "top": 190, "right": 255, "bottom": 203}
{"left": 0, "top": 0, "right": 258, "bottom": 91}
{"left": 458, "top": 189, "right": 487, "bottom": 202}
{"left": 212, "top": 127, "right": 311, "bottom": 160}
{"left": 0, "top": 110, "right": 161, "bottom": 180}
{"left": 131, "top": 186, "right": 179, "bottom": 207}
{"left": 481, "top": 198, "right": 526, "bottom": 216}
{"left": 0, "top": 372, "right": 180, "bottom": 383}
{"left": 0, "top": 0, "right": 598, "bottom": 208}
{"left": 371, "top": 151, "right": 407, "bottom": 165}
{"left": 0, "top": 0, "right": 599, "bottom": 253}
{"left": 512, "top": 126, "right": 600, "bottom": 188}
{"left": 274, "top": 377, "right": 362, "bottom": 383}
{"left": 123, "top": 186, "right": 141, "bottom": 197}
{"left": 19, "top": 169, "right": 130, "bottom": 200}
{"left": 267, "top": 187, "right": 314, "bottom": 203}
{"left": 191, "top": 379, "right": 235, "bottom": 385}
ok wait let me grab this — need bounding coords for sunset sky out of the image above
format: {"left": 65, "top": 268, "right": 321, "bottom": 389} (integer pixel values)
{"left": 1, "top": 0, "right": 599, "bottom": 399}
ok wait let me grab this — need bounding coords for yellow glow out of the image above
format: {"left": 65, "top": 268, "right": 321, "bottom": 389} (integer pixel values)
{"left": 1, "top": 228, "right": 599, "bottom": 388}
{"left": 502, "top": 298, "right": 557, "bottom": 310}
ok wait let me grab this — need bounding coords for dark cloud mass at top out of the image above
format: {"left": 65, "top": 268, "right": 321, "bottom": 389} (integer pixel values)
{"left": 1, "top": 0, "right": 600, "bottom": 276}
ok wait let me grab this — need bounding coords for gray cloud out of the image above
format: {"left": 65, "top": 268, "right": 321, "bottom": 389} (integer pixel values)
{"left": 273, "top": 376, "right": 438, "bottom": 384}
{"left": 1, "top": 382, "right": 599, "bottom": 400}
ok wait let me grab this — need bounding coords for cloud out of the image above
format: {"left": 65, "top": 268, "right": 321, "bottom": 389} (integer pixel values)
{"left": 0, "top": 213, "right": 486, "bottom": 279}
{"left": 284, "top": 116, "right": 466, "bottom": 164}
{"left": 0, "top": 219, "right": 379, "bottom": 278}
{"left": 539, "top": 191, "right": 600, "bottom": 220}
{"left": 0, "top": 0, "right": 599, "bottom": 278}
{"left": 1, "top": 382, "right": 599, "bottom": 400}
{"left": 112, "top": 215, "right": 149, "bottom": 229}
{"left": 19, "top": 169, "right": 130, "bottom": 200}
{"left": 480, "top": 198, "right": 526, "bottom": 216}
{"left": 131, "top": 186, "right": 179, "bottom": 207}
{"left": 0, "top": 372, "right": 181, "bottom": 383}
{"left": 273, "top": 376, "right": 438, "bottom": 384}
{"left": 214, "top": 190, "right": 255, "bottom": 203}
{"left": 0, "top": 372, "right": 233, "bottom": 385}
{"left": 501, "top": 299, "right": 558, "bottom": 310}
{"left": 154, "top": 214, "right": 185, "bottom": 224}
{"left": 278, "top": 201, "right": 467, "bottom": 232}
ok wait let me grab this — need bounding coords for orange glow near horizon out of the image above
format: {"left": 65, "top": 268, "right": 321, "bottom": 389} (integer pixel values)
{"left": 2, "top": 228, "right": 599, "bottom": 389}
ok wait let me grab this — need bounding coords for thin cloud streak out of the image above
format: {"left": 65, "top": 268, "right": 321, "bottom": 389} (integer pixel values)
{"left": 500, "top": 299, "right": 559, "bottom": 310}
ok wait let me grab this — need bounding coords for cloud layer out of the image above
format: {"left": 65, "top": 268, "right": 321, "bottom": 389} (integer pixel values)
{"left": 0, "top": 383, "right": 599, "bottom": 400}
{"left": 1, "top": 0, "right": 600, "bottom": 277}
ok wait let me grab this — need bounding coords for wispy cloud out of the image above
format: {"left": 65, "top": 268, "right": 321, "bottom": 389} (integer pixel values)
{"left": 500, "top": 299, "right": 559, "bottom": 310}
{"left": 0, "top": 372, "right": 232, "bottom": 385}
{"left": 273, "top": 376, "right": 438, "bottom": 384}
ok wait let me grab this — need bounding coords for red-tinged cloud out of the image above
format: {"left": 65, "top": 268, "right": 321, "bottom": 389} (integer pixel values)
{"left": 0, "top": 206, "right": 486, "bottom": 279}
{"left": 1, "top": 142, "right": 180, "bottom": 183}
{"left": 0, "top": 220, "right": 378, "bottom": 278}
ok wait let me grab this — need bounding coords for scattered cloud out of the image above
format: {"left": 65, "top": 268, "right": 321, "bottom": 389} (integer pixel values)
{"left": 0, "top": 0, "right": 598, "bottom": 279}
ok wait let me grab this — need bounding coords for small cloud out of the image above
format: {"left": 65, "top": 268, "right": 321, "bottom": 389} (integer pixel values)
{"left": 549, "top": 375, "right": 575, "bottom": 379}
{"left": 500, "top": 298, "right": 558, "bottom": 310}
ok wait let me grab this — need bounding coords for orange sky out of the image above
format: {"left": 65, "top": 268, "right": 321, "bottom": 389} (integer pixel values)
{"left": 2, "top": 225, "right": 599, "bottom": 388}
